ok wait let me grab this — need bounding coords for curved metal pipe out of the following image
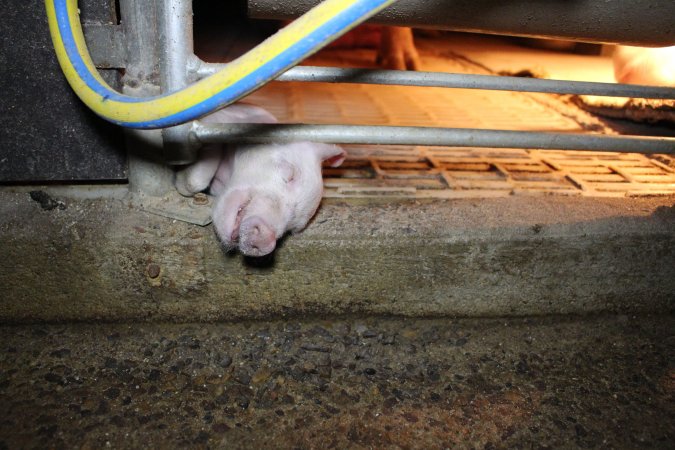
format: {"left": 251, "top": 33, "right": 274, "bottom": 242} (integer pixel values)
{"left": 249, "top": 0, "right": 675, "bottom": 47}
{"left": 45, "top": 0, "right": 398, "bottom": 129}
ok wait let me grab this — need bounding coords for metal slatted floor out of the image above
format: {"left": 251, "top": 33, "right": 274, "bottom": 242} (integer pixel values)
{"left": 321, "top": 147, "right": 675, "bottom": 198}
{"left": 245, "top": 46, "right": 675, "bottom": 198}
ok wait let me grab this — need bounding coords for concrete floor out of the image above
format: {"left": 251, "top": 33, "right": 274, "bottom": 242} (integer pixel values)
{"left": 1, "top": 314, "right": 673, "bottom": 448}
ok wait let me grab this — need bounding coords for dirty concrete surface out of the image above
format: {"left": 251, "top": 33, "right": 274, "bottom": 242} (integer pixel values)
{"left": 2, "top": 192, "right": 675, "bottom": 321}
{"left": 0, "top": 315, "right": 673, "bottom": 449}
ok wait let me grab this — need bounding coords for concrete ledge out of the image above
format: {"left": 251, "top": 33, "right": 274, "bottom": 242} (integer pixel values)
{"left": 1, "top": 191, "right": 674, "bottom": 322}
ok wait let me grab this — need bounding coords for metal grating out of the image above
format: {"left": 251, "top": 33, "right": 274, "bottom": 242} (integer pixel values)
{"left": 245, "top": 50, "right": 675, "bottom": 198}
{"left": 322, "top": 147, "right": 675, "bottom": 198}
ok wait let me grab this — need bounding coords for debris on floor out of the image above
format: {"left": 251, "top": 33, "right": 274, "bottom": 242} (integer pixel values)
{"left": 1, "top": 315, "right": 673, "bottom": 448}
{"left": 573, "top": 95, "right": 675, "bottom": 125}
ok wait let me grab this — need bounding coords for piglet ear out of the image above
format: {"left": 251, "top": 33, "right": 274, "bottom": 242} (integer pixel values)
{"left": 314, "top": 143, "right": 346, "bottom": 168}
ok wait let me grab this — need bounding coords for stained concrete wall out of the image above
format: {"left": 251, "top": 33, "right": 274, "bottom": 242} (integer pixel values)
{"left": 1, "top": 191, "right": 674, "bottom": 322}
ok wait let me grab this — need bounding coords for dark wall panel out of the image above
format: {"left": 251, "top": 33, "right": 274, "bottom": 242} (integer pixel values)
{"left": 0, "top": 1, "right": 127, "bottom": 183}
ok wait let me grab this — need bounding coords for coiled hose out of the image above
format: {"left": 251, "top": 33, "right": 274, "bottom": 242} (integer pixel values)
{"left": 46, "top": 0, "right": 396, "bottom": 129}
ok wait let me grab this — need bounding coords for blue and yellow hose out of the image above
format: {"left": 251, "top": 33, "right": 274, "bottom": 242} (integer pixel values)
{"left": 46, "top": 0, "right": 396, "bottom": 129}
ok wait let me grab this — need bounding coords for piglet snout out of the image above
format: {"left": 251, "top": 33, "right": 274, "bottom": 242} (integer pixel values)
{"left": 239, "top": 215, "right": 277, "bottom": 257}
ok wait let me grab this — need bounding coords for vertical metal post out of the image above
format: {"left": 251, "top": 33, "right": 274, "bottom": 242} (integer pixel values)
{"left": 119, "top": 0, "right": 159, "bottom": 92}
{"left": 158, "top": 0, "right": 198, "bottom": 165}
{"left": 118, "top": 0, "right": 211, "bottom": 225}
{"left": 119, "top": 0, "right": 175, "bottom": 197}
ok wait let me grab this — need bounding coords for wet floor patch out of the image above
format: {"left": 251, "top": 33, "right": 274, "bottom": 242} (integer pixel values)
{"left": 0, "top": 315, "right": 673, "bottom": 448}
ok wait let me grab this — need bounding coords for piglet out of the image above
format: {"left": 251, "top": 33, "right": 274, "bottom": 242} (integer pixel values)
{"left": 613, "top": 46, "right": 675, "bottom": 87}
{"left": 175, "top": 104, "right": 345, "bottom": 257}
{"left": 377, "top": 26, "right": 420, "bottom": 71}
{"left": 328, "top": 25, "right": 420, "bottom": 71}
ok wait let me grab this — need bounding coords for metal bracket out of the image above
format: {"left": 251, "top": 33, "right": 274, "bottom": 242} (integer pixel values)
{"left": 128, "top": 191, "right": 213, "bottom": 226}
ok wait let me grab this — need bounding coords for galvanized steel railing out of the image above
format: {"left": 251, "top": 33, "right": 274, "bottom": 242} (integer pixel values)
{"left": 193, "top": 64, "right": 675, "bottom": 154}
{"left": 197, "top": 65, "right": 675, "bottom": 100}
{"left": 79, "top": 0, "right": 675, "bottom": 160}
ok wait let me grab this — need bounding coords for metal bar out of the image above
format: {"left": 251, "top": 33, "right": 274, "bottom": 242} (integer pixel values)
{"left": 158, "top": 0, "right": 197, "bottom": 164}
{"left": 196, "top": 65, "right": 675, "bottom": 100}
{"left": 119, "top": 0, "right": 158, "bottom": 88}
{"left": 119, "top": 0, "right": 174, "bottom": 196}
{"left": 193, "top": 123, "right": 675, "bottom": 154}
{"left": 158, "top": 0, "right": 192, "bottom": 94}
{"left": 248, "top": 0, "right": 675, "bottom": 47}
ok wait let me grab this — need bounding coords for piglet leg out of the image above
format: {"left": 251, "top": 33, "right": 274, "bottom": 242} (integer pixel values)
{"left": 174, "top": 103, "right": 276, "bottom": 197}
{"left": 174, "top": 146, "right": 222, "bottom": 197}
{"left": 377, "top": 27, "right": 420, "bottom": 71}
